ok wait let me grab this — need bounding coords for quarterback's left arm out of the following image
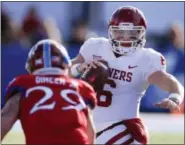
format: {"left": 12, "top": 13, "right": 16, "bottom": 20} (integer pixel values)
{"left": 148, "top": 71, "right": 184, "bottom": 112}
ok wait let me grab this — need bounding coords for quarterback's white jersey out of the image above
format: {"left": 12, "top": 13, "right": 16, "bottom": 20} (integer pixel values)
{"left": 79, "top": 37, "right": 166, "bottom": 128}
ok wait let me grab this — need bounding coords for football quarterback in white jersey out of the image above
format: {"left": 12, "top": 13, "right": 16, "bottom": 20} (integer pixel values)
{"left": 70, "top": 6, "right": 184, "bottom": 144}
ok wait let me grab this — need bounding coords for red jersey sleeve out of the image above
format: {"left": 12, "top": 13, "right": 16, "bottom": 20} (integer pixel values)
{"left": 6, "top": 76, "right": 26, "bottom": 102}
{"left": 78, "top": 80, "right": 97, "bottom": 109}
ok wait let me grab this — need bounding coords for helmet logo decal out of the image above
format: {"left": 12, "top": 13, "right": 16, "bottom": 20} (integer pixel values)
{"left": 35, "top": 59, "right": 42, "bottom": 65}
{"left": 51, "top": 56, "right": 60, "bottom": 62}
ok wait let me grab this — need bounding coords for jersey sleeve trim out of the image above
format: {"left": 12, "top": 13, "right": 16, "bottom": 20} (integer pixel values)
{"left": 84, "top": 98, "right": 95, "bottom": 110}
{"left": 6, "top": 86, "right": 26, "bottom": 102}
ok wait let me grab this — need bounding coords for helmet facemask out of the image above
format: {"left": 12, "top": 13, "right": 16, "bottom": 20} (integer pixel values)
{"left": 109, "top": 24, "right": 146, "bottom": 56}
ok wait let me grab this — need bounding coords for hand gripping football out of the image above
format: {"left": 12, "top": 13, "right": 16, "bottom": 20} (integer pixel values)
{"left": 80, "top": 60, "right": 109, "bottom": 92}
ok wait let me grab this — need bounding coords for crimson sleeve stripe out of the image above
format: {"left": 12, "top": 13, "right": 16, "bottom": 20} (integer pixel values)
{"left": 105, "top": 129, "right": 129, "bottom": 145}
{"left": 121, "top": 137, "right": 134, "bottom": 145}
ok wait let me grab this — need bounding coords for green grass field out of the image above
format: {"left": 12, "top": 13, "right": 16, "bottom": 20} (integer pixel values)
{"left": 2, "top": 114, "right": 184, "bottom": 144}
{"left": 150, "top": 132, "right": 184, "bottom": 144}
{"left": 2, "top": 131, "right": 184, "bottom": 144}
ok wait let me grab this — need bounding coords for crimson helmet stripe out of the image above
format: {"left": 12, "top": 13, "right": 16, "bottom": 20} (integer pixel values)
{"left": 43, "top": 42, "right": 51, "bottom": 68}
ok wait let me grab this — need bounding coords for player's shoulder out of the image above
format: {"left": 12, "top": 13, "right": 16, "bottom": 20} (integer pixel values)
{"left": 141, "top": 48, "right": 165, "bottom": 59}
{"left": 142, "top": 47, "right": 162, "bottom": 55}
{"left": 77, "top": 79, "right": 97, "bottom": 108}
{"left": 79, "top": 79, "right": 94, "bottom": 89}
{"left": 7, "top": 74, "right": 31, "bottom": 87}
{"left": 6, "top": 74, "right": 31, "bottom": 100}
{"left": 65, "top": 76, "right": 92, "bottom": 90}
{"left": 80, "top": 37, "right": 110, "bottom": 58}
{"left": 77, "top": 79, "right": 95, "bottom": 92}
{"left": 68, "top": 77, "right": 97, "bottom": 109}
{"left": 85, "top": 37, "right": 109, "bottom": 46}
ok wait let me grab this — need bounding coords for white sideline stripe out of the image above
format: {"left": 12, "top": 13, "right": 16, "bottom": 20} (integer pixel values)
{"left": 96, "top": 124, "right": 128, "bottom": 143}
{"left": 114, "top": 134, "right": 132, "bottom": 144}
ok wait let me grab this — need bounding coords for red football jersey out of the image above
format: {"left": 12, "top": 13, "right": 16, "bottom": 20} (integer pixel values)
{"left": 6, "top": 74, "right": 97, "bottom": 144}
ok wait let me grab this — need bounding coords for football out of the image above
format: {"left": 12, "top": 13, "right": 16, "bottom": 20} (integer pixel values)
{"left": 80, "top": 60, "right": 109, "bottom": 92}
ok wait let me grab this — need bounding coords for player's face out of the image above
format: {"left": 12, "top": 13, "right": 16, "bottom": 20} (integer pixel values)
{"left": 111, "top": 29, "right": 141, "bottom": 47}
{"left": 112, "top": 29, "right": 140, "bottom": 41}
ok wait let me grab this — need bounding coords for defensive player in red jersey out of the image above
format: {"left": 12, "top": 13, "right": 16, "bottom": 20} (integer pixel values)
{"left": 1, "top": 39, "right": 97, "bottom": 144}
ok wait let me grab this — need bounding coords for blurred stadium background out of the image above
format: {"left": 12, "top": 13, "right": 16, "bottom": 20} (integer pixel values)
{"left": 1, "top": 1, "right": 184, "bottom": 144}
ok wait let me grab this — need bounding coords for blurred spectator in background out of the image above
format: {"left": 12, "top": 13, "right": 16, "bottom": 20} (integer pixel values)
{"left": 20, "top": 5, "right": 47, "bottom": 48}
{"left": 43, "top": 17, "right": 63, "bottom": 44}
{"left": 170, "top": 22, "right": 184, "bottom": 51}
{"left": 1, "top": 9, "right": 18, "bottom": 45}
{"left": 67, "top": 19, "right": 98, "bottom": 58}
{"left": 68, "top": 20, "right": 88, "bottom": 46}
{"left": 157, "top": 22, "right": 184, "bottom": 85}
